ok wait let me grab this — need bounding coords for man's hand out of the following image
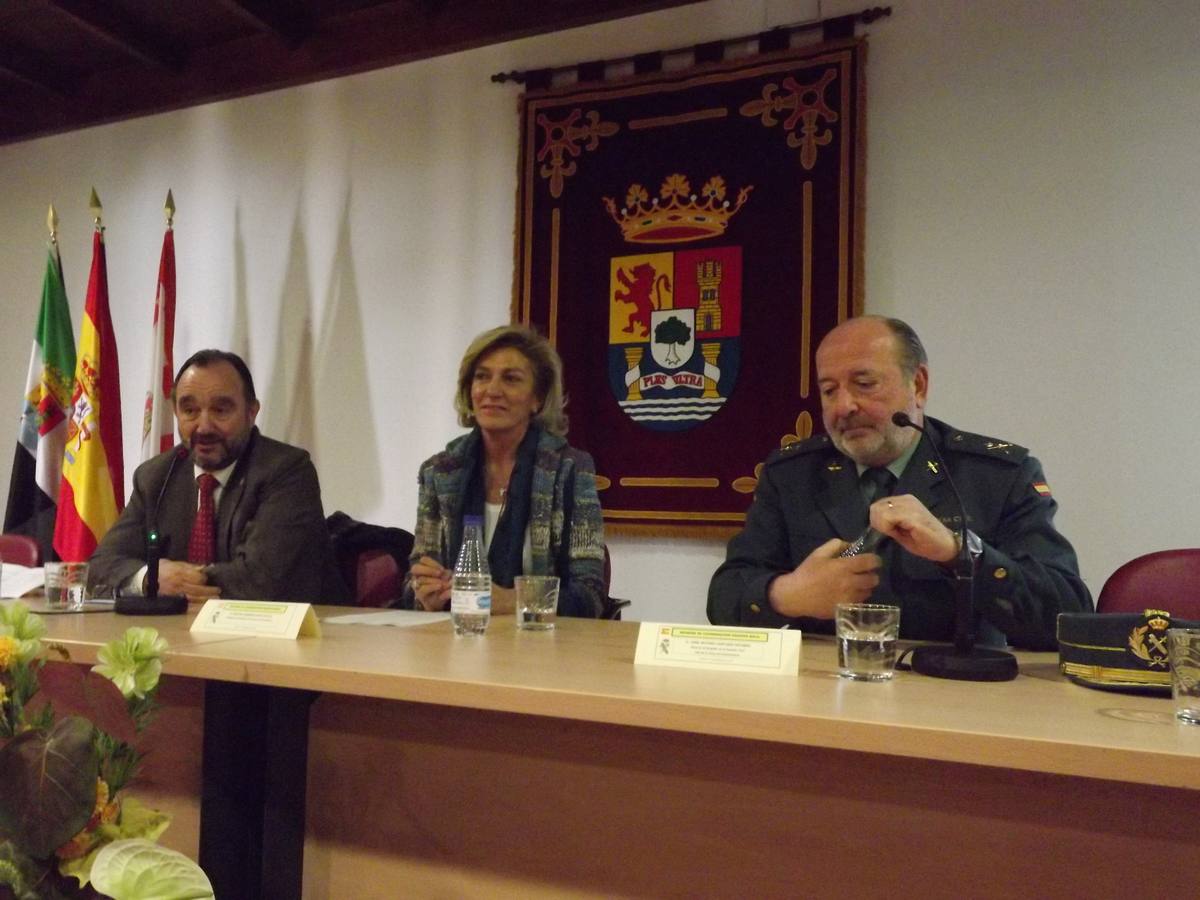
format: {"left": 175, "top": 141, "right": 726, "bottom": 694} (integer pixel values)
{"left": 157, "top": 560, "right": 221, "bottom": 603}
{"left": 869, "top": 493, "right": 958, "bottom": 563}
{"left": 768, "top": 538, "right": 882, "bottom": 619}
{"left": 411, "top": 556, "right": 452, "bottom": 610}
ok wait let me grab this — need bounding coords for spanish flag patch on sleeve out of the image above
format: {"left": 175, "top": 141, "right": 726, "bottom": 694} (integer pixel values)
{"left": 1033, "top": 481, "right": 1052, "bottom": 496}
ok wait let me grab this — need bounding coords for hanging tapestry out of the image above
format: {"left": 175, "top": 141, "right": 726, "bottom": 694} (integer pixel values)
{"left": 514, "top": 39, "right": 866, "bottom": 535}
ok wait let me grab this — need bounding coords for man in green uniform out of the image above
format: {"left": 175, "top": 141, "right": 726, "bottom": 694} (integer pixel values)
{"left": 707, "top": 316, "right": 1091, "bottom": 649}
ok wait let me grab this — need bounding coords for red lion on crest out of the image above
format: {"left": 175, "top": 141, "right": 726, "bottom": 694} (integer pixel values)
{"left": 615, "top": 262, "right": 671, "bottom": 337}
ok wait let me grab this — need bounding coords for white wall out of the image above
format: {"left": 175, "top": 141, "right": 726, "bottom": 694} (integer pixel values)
{"left": 1, "top": 0, "right": 1197, "bottom": 621}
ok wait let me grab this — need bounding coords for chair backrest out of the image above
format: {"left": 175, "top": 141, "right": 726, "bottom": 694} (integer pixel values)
{"left": 1096, "top": 549, "right": 1200, "bottom": 619}
{"left": 0, "top": 533, "right": 41, "bottom": 568}
{"left": 326, "top": 512, "right": 414, "bottom": 607}
{"left": 355, "top": 548, "right": 403, "bottom": 608}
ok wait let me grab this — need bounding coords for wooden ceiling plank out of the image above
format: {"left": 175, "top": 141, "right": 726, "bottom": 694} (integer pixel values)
{"left": 219, "top": 0, "right": 314, "bottom": 48}
{"left": 46, "top": 0, "right": 185, "bottom": 72}
{"left": 0, "top": 0, "right": 704, "bottom": 145}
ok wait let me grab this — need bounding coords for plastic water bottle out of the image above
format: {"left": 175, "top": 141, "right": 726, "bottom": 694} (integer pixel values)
{"left": 450, "top": 516, "right": 491, "bottom": 636}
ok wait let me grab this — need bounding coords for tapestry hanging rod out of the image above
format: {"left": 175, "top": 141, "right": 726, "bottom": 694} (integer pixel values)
{"left": 490, "top": 5, "right": 891, "bottom": 88}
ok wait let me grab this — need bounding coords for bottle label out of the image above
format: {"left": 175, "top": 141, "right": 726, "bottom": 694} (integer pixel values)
{"left": 451, "top": 589, "right": 491, "bottom": 614}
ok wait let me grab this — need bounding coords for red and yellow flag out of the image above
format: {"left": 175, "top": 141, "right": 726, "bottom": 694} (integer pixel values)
{"left": 54, "top": 225, "right": 124, "bottom": 561}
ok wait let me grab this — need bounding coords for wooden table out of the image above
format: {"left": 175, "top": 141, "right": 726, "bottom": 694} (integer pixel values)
{"left": 26, "top": 605, "right": 1200, "bottom": 899}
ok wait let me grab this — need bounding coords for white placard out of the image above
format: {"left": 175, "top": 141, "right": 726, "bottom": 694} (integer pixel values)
{"left": 190, "top": 599, "right": 321, "bottom": 640}
{"left": 634, "top": 622, "right": 801, "bottom": 675}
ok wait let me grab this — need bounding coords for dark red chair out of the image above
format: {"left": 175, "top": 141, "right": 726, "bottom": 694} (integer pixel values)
{"left": 354, "top": 548, "right": 403, "bottom": 608}
{"left": 1095, "top": 549, "right": 1200, "bottom": 619}
{"left": 0, "top": 533, "right": 40, "bottom": 568}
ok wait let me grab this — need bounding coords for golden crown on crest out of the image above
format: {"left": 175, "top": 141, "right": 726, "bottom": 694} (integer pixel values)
{"left": 603, "top": 173, "right": 753, "bottom": 245}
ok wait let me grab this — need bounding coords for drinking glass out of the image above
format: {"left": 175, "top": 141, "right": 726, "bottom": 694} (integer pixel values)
{"left": 835, "top": 603, "right": 900, "bottom": 681}
{"left": 515, "top": 575, "right": 560, "bottom": 631}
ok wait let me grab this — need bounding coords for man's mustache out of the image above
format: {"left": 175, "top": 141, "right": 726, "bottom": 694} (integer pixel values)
{"left": 835, "top": 417, "right": 876, "bottom": 431}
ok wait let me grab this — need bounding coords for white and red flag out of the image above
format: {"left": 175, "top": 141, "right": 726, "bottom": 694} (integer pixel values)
{"left": 140, "top": 192, "right": 176, "bottom": 462}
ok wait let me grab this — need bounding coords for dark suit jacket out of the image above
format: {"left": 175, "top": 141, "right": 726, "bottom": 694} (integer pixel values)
{"left": 89, "top": 428, "right": 349, "bottom": 604}
{"left": 707, "top": 417, "right": 1092, "bottom": 650}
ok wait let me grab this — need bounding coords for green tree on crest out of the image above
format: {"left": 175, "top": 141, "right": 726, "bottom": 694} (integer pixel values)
{"left": 654, "top": 316, "right": 692, "bottom": 366}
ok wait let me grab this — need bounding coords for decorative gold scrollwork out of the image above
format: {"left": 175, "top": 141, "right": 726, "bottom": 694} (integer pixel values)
{"left": 740, "top": 69, "right": 839, "bottom": 170}
{"left": 535, "top": 108, "right": 619, "bottom": 198}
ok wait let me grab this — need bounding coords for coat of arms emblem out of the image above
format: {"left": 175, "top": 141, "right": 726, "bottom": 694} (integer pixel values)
{"left": 606, "top": 246, "right": 742, "bottom": 432}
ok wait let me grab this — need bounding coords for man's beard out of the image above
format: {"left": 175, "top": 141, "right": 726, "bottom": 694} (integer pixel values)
{"left": 829, "top": 419, "right": 910, "bottom": 467}
{"left": 189, "top": 429, "right": 251, "bottom": 471}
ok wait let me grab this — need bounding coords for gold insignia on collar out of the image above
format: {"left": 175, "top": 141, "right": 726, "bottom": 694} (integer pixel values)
{"left": 926, "top": 460, "right": 939, "bottom": 475}
{"left": 827, "top": 462, "right": 843, "bottom": 472}
{"left": 986, "top": 441, "right": 1013, "bottom": 451}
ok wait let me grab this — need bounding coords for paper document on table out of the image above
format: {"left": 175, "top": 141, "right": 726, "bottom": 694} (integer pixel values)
{"left": 324, "top": 610, "right": 450, "bottom": 627}
{"left": 635, "top": 622, "right": 802, "bottom": 674}
{"left": 1, "top": 564, "right": 45, "bottom": 599}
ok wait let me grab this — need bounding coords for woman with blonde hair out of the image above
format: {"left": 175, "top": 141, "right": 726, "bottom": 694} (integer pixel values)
{"left": 401, "top": 324, "right": 605, "bottom": 616}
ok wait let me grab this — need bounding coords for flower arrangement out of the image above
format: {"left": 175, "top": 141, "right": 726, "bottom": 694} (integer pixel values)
{"left": 0, "top": 602, "right": 213, "bottom": 900}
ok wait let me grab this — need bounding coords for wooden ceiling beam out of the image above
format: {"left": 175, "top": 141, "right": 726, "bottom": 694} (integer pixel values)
{"left": 0, "top": 39, "right": 73, "bottom": 98}
{"left": 47, "top": 0, "right": 185, "bottom": 72}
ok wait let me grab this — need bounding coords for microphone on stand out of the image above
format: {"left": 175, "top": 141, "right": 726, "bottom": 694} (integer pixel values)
{"left": 115, "top": 445, "right": 189, "bottom": 616}
{"left": 889, "top": 412, "right": 1017, "bottom": 682}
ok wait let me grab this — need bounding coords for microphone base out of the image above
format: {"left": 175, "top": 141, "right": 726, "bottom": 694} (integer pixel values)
{"left": 114, "top": 593, "right": 189, "bottom": 616}
{"left": 910, "top": 645, "right": 1019, "bottom": 682}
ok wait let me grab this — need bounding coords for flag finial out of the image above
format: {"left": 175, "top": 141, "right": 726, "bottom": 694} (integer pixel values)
{"left": 89, "top": 188, "right": 103, "bottom": 228}
{"left": 164, "top": 189, "right": 175, "bottom": 228}
{"left": 47, "top": 204, "right": 58, "bottom": 242}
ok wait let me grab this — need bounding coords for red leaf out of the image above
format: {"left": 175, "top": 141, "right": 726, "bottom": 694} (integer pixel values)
{"left": 27, "top": 661, "right": 138, "bottom": 744}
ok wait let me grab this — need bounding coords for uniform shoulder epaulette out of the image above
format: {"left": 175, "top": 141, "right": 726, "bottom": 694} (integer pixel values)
{"left": 765, "top": 433, "right": 832, "bottom": 466}
{"left": 943, "top": 427, "right": 1028, "bottom": 463}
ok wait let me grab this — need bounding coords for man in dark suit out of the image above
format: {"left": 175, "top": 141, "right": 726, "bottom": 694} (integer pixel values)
{"left": 89, "top": 349, "right": 348, "bottom": 604}
{"left": 707, "top": 316, "right": 1090, "bottom": 649}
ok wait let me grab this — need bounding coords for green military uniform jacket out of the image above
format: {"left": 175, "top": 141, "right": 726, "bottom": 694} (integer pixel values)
{"left": 706, "top": 417, "right": 1091, "bottom": 649}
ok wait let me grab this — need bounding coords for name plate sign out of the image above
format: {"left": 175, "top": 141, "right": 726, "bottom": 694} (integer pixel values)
{"left": 634, "top": 623, "right": 801, "bottom": 675}
{"left": 190, "top": 599, "right": 321, "bottom": 640}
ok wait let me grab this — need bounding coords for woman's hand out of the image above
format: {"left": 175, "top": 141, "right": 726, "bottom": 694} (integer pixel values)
{"left": 411, "top": 556, "right": 452, "bottom": 610}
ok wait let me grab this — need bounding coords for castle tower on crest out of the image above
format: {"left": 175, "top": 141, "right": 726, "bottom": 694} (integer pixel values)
{"left": 696, "top": 259, "right": 723, "bottom": 332}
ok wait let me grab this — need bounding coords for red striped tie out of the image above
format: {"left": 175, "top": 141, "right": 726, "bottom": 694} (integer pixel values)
{"left": 187, "top": 474, "right": 218, "bottom": 564}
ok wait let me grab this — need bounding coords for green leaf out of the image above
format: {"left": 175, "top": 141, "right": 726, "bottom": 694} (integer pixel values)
{"left": 57, "top": 796, "right": 171, "bottom": 887}
{"left": 0, "top": 840, "right": 48, "bottom": 900}
{"left": 89, "top": 839, "right": 213, "bottom": 900}
{"left": 0, "top": 717, "right": 99, "bottom": 858}
{"left": 28, "top": 660, "right": 138, "bottom": 744}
